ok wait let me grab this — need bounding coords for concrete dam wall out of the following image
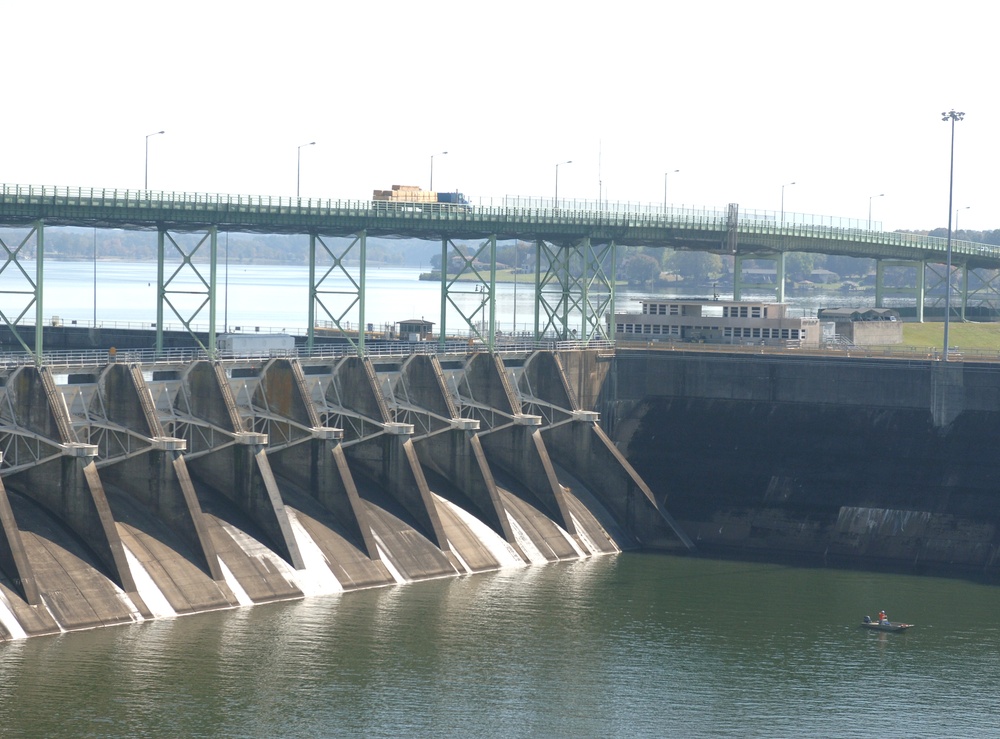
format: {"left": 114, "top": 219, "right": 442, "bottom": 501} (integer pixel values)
{"left": 606, "top": 349, "right": 1000, "bottom": 578}
{"left": 0, "top": 349, "right": 689, "bottom": 640}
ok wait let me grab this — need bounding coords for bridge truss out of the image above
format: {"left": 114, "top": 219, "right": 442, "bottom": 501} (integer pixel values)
{"left": 0, "top": 219, "right": 614, "bottom": 361}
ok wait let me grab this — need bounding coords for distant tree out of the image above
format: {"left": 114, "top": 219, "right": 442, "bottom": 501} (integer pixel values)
{"left": 785, "top": 252, "right": 819, "bottom": 281}
{"left": 665, "top": 251, "right": 723, "bottom": 283}
{"left": 623, "top": 254, "right": 662, "bottom": 287}
{"left": 981, "top": 230, "right": 1000, "bottom": 246}
{"left": 826, "top": 255, "right": 872, "bottom": 278}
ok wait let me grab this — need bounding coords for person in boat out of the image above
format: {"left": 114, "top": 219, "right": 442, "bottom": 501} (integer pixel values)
{"left": 878, "top": 610, "right": 889, "bottom": 625}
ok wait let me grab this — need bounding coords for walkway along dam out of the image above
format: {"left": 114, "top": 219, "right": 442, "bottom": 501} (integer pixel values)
{"left": 0, "top": 346, "right": 692, "bottom": 640}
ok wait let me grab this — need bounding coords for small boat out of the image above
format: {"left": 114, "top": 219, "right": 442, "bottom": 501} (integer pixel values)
{"left": 861, "top": 617, "right": 913, "bottom": 633}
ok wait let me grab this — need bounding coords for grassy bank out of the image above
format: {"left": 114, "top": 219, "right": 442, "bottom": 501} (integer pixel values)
{"left": 899, "top": 322, "right": 1000, "bottom": 351}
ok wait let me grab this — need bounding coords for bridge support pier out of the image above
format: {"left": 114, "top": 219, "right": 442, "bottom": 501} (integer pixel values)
{"left": 876, "top": 259, "right": 925, "bottom": 322}
{"left": 438, "top": 235, "right": 497, "bottom": 350}
{"left": 308, "top": 231, "right": 367, "bottom": 355}
{"left": 535, "top": 237, "right": 616, "bottom": 341}
{"left": 0, "top": 221, "right": 45, "bottom": 359}
{"left": 155, "top": 226, "right": 218, "bottom": 356}
{"left": 734, "top": 251, "right": 785, "bottom": 302}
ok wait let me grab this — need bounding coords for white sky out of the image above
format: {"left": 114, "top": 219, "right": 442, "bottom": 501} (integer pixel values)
{"left": 3, "top": 1, "right": 995, "bottom": 233}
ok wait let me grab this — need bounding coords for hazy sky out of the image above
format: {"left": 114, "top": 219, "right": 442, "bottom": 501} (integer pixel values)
{"left": 3, "top": 1, "right": 995, "bottom": 233}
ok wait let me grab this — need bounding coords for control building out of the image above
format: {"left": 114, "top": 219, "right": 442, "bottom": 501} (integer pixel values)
{"left": 613, "top": 299, "right": 821, "bottom": 348}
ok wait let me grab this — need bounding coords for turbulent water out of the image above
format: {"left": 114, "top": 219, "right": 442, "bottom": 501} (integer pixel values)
{"left": 1, "top": 553, "right": 997, "bottom": 738}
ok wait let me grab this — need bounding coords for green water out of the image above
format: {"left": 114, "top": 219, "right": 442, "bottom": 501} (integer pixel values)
{"left": 1, "top": 553, "right": 997, "bottom": 738}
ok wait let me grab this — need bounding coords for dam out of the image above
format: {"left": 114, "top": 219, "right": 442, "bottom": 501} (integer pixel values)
{"left": 0, "top": 343, "right": 691, "bottom": 640}
{"left": 607, "top": 347, "right": 1000, "bottom": 579}
{"left": 5, "top": 330, "right": 1000, "bottom": 640}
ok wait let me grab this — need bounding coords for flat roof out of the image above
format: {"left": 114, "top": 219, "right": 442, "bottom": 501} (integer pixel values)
{"left": 637, "top": 298, "right": 785, "bottom": 307}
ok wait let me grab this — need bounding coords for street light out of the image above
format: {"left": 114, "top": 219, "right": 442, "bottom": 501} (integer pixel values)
{"left": 430, "top": 151, "right": 447, "bottom": 191}
{"left": 664, "top": 169, "right": 679, "bottom": 213}
{"left": 145, "top": 130, "right": 165, "bottom": 190}
{"left": 942, "top": 109, "right": 965, "bottom": 361}
{"left": 955, "top": 205, "right": 971, "bottom": 234}
{"left": 555, "top": 160, "right": 572, "bottom": 208}
{"left": 868, "top": 193, "right": 884, "bottom": 230}
{"left": 780, "top": 181, "right": 795, "bottom": 226}
{"left": 297, "top": 141, "right": 316, "bottom": 198}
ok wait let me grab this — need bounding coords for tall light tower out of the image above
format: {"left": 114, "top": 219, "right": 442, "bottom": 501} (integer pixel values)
{"left": 942, "top": 109, "right": 964, "bottom": 361}
{"left": 664, "top": 169, "right": 679, "bottom": 213}
{"left": 430, "top": 151, "right": 447, "bottom": 191}
{"left": 955, "top": 205, "right": 970, "bottom": 234}
{"left": 868, "top": 193, "right": 884, "bottom": 230}
{"left": 780, "top": 181, "right": 795, "bottom": 226}
{"left": 555, "top": 160, "right": 572, "bottom": 209}
{"left": 297, "top": 141, "right": 316, "bottom": 198}
{"left": 145, "top": 130, "right": 165, "bottom": 190}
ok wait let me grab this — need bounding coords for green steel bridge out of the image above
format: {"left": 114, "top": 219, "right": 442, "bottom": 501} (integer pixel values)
{"left": 1, "top": 183, "right": 998, "bottom": 359}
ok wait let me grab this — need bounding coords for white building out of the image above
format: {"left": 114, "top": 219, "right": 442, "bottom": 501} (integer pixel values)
{"left": 613, "top": 299, "right": 821, "bottom": 348}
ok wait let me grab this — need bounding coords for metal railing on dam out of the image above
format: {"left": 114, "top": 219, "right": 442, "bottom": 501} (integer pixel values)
{"left": 3, "top": 183, "right": 999, "bottom": 266}
{"left": 0, "top": 337, "right": 615, "bottom": 372}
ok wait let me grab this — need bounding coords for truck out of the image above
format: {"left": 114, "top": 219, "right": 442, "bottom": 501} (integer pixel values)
{"left": 372, "top": 184, "right": 471, "bottom": 209}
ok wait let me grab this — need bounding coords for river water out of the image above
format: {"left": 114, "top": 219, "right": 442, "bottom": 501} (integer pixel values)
{"left": 1, "top": 553, "right": 998, "bottom": 737}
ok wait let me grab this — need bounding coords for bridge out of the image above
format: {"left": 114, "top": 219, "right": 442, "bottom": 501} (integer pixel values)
{"left": 2, "top": 183, "right": 998, "bottom": 358}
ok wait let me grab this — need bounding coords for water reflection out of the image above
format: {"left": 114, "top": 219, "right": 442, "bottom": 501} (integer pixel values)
{"left": 2, "top": 555, "right": 999, "bottom": 738}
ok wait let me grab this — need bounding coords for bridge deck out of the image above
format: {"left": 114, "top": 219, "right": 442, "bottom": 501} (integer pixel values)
{"left": 3, "top": 183, "right": 999, "bottom": 267}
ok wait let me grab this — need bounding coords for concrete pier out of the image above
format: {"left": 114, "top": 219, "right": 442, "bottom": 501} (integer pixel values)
{"left": 0, "top": 348, "right": 689, "bottom": 640}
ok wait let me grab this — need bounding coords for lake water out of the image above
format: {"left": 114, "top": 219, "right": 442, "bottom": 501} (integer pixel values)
{"left": 5, "top": 261, "right": 564, "bottom": 338}
{"left": 4, "top": 260, "right": 847, "bottom": 341}
{"left": 1, "top": 553, "right": 997, "bottom": 738}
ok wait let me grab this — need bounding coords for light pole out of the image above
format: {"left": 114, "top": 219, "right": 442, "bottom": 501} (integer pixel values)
{"left": 664, "top": 169, "right": 679, "bottom": 213}
{"left": 145, "top": 130, "right": 164, "bottom": 190}
{"left": 780, "top": 181, "right": 795, "bottom": 226}
{"left": 555, "top": 160, "right": 572, "bottom": 209}
{"left": 868, "top": 193, "right": 884, "bottom": 230}
{"left": 430, "top": 151, "right": 447, "bottom": 191}
{"left": 955, "top": 205, "right": 970, "bottom": 234}
{"left": 942, "top": 109, "right": 964, "bottom": 361}
{"left": 297, "top": 141, "right": 315, "bottom": 198}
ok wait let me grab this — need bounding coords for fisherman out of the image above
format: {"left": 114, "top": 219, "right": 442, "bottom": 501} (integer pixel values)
{"left": 878, "top": 610, "right": 889, "bottom": 625}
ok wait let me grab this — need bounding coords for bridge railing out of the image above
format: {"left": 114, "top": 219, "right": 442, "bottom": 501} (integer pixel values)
{"left": 3, "top": 183, "right": 998, "bottom": 261}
